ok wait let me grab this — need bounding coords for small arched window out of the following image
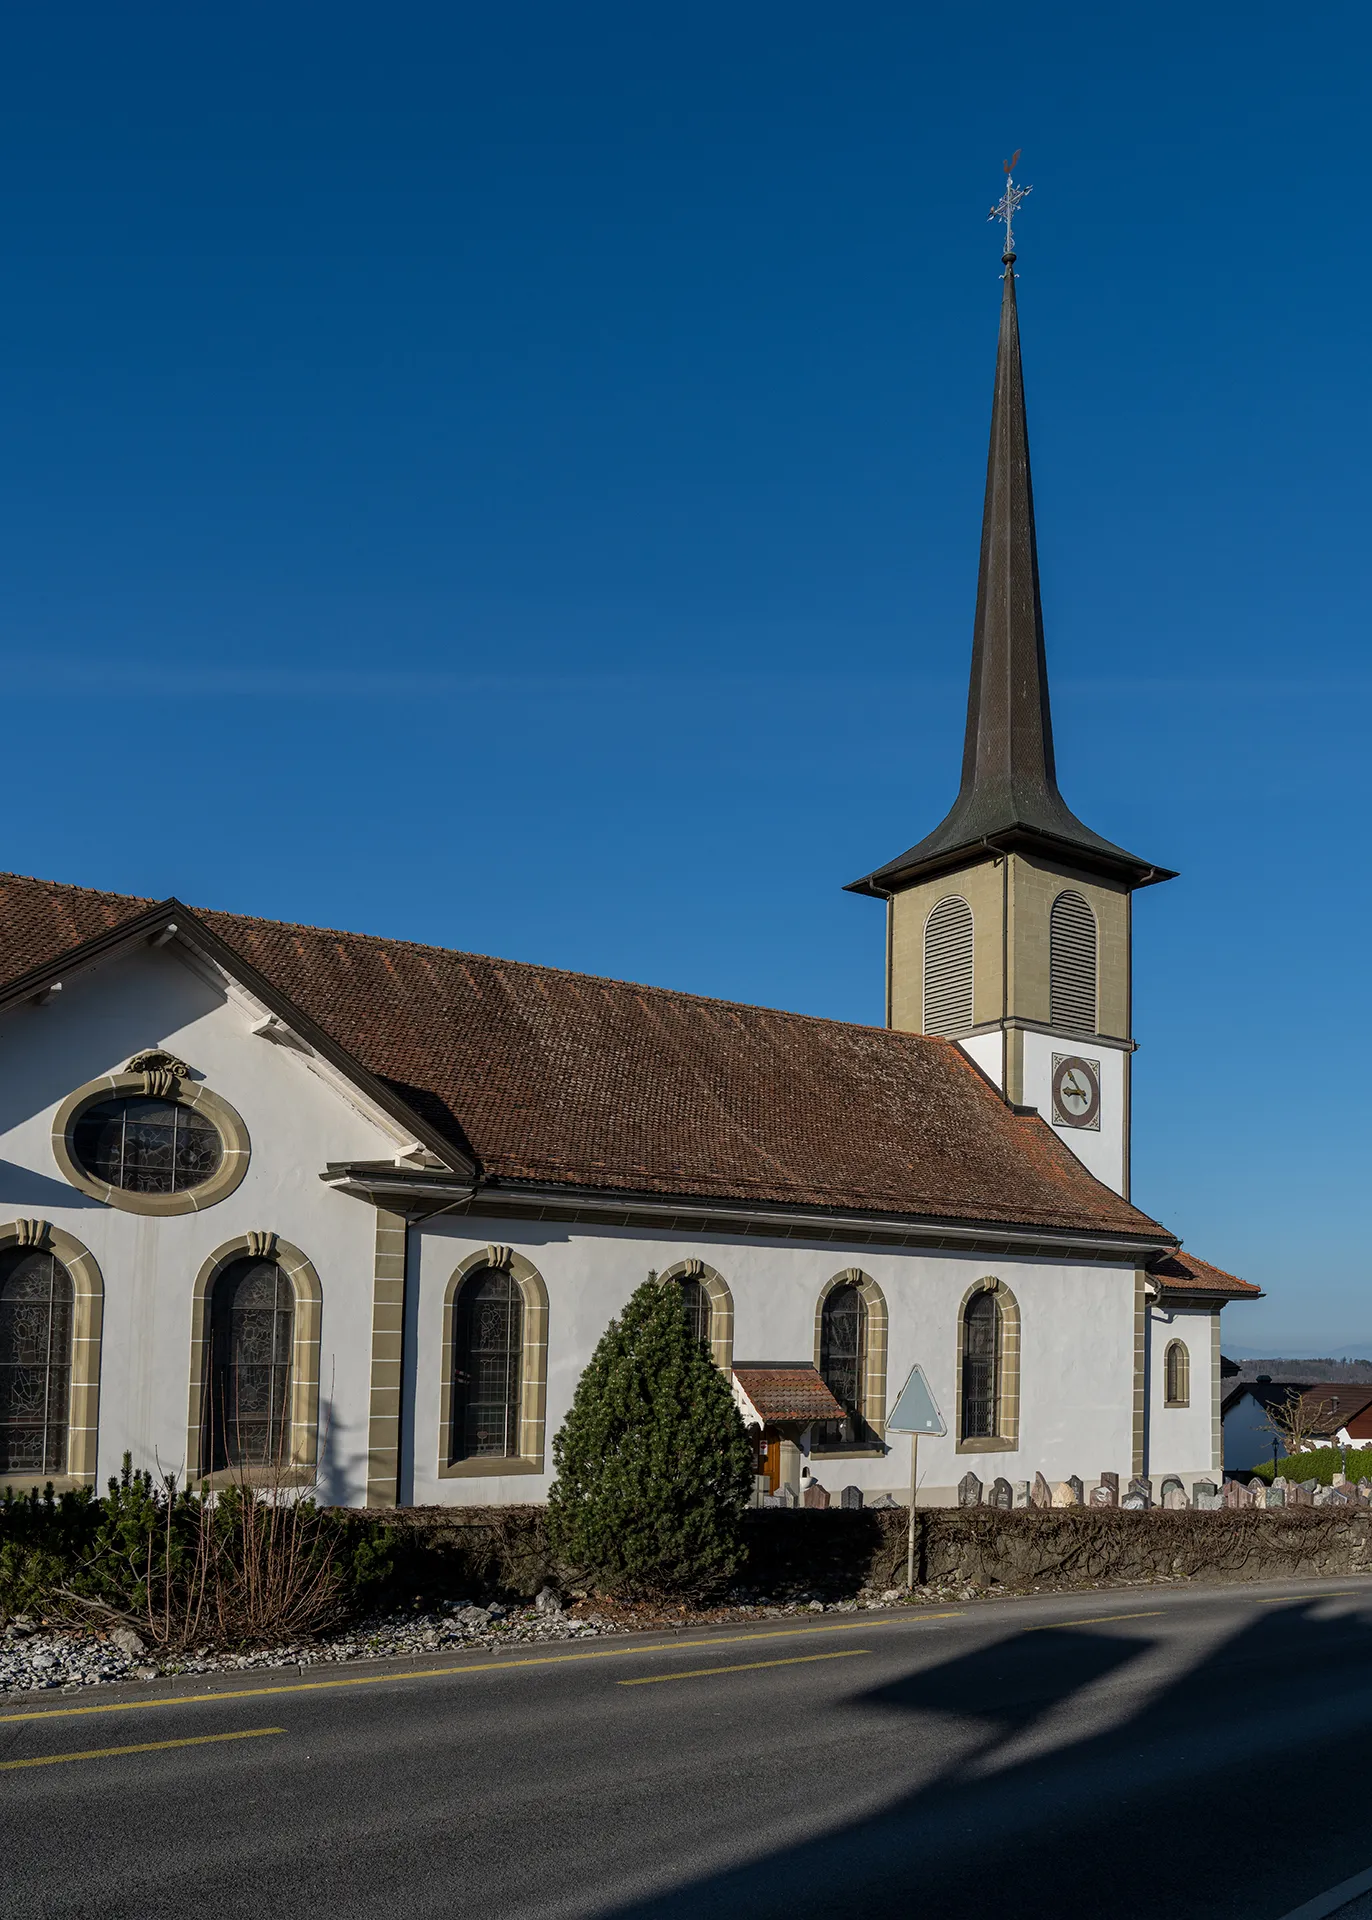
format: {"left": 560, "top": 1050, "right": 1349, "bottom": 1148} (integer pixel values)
{"left": 1165, "top": 1340, "right": 1190, "bottom": 1408}
{"left": 72, "top": 1096, "right": 222, "bottom": 1195}
{"left": 451, "top": 1266, "right": 524, "bottom": 1461}
{"left": 961, "top": 1289, "right": 1001, "bottom": 1440}
{"left": 0, "top": 1248, "right": 73, "bottom": 1476}
{"left": 204, "top": 1257, "right": 294, "bottom": 1470}
{"left": 1050, "top": 891, "right": 1098, "bottom": 1034}
{"left": 676, "top": 1276, "right": 711, "bottom": 1348}
{"left": 816, "top": 1283, "right": 867, "bottom": 1448}
{"left": 923, "top": 895, "right": 974, "bottom": 1036}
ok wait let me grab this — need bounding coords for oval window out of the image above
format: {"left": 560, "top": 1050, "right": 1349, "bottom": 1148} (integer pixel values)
{"left": 71, "top": 1097, "right": 223, "bottom": 1195}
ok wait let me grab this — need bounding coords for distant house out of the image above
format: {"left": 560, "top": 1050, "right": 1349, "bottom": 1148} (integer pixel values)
{"left": 1222, "top": 1379, "right": 1372, "bottom": 1473}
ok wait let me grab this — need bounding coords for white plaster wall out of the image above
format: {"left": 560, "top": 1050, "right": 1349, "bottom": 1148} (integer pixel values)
{"left": 955, "top": 1031, "right": 1003, "bottom": 1088}
{"left": 1147, "top": 1306, "right": 1215, "bottom": 1477}
{"left": 407, "top": 1217, "right": 1142, "bottom": 1506}
{"left": 0, "top": 945, "right": 398, "bottom": 1505}
{"left": 1020, "top": 1030, "right": 1127, "bottom": 1195}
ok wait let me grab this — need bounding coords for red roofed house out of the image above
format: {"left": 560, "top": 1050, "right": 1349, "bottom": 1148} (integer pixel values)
{"left": 0, "top": 252, "right": 1259, "bottom": 1511}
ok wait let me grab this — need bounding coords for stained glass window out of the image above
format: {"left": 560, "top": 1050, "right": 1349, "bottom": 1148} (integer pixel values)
{"left": 814, "top": 1283, "right": 866, "bottom": 1450}
{"left": 677, "top": 1277, "right": 711, "bottom": 1349}
{"left": 451, "top": 1268, "right": 523, "bottom": 1461}
{"left": 0, "top": 1249, "right": 73, "bottom": 1476}
{"left": 73, "top": 1097, "right": 222, "bottom": 1195}
{"left": 962, "top": 1290, "right": 1000, "bottom": 1439}
{"left": 204, "top": 1258, "right": 294, "bottom": 1471}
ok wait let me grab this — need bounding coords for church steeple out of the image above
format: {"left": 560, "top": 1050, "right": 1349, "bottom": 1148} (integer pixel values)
{"left": 849, "top": 181, "right": 1174, "bottom": 1201}
{"left": 847, "top": 254, "right": 1171, "bottom": 899}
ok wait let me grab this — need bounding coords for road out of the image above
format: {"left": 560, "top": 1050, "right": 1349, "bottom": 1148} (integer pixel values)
{"left": 3, "top": 1577, "right": 1372, "bottom": 1919}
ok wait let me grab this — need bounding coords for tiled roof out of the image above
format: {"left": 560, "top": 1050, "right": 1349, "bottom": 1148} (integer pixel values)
{"left": 1153, "top": 1250, "right": 1261, "bottom": 1299}
{"left": 0, "top": 871, "right": 1175, "bottom": 1240}
{"left": 732, "top": 1365, "right": 847, "bottom": 1425}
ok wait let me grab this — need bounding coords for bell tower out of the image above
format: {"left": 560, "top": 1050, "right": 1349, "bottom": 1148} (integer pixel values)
{"left": 847, "top": 203, "right": 1173, "bottom": 1200}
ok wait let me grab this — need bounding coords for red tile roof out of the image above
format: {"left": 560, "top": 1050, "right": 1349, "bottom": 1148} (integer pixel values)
{"left": 0, "top": 871, "right": 1176, "bottom": 1241}
{"left": 732, "top": 1366, "right": 847, "bottom": 1425}
{"left": 1153, "top": 1250, "right": 1261, "bottom": 1300}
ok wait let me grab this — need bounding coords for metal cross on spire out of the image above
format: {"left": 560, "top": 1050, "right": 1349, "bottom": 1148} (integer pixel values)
{"left": 988, "top": 150, "right": 1032, "bottom": 260}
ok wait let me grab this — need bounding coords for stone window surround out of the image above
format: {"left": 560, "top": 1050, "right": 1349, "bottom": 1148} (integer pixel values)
{"left": 1164, "top": 1337, "right": 1191, "bottom": 1408}
{"left": 811, "top": 1268, "right": 889, "bottom": 1459}
{"left": 955, "top": 1275, "right": 1022, "bottom": 1454}
{"left": 657, "top": 1258, "right": 734, "bottom": 1372}
{"left": 0, "top": 1219, "right": 104, "bottom": 1494}
{"left": 51, "top": 1062, "right": 251, "bottom": 1218}
{"left": 439, "top": 1246, "right": 549, "bottom": 1479}
{"left": 184, "top": 1232, "right": 323, "bottom": 1488}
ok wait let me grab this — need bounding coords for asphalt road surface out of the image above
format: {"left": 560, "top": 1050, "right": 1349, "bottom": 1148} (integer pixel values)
{"left": 5, "top": 1577, "right": 1372, "bottom": 1920}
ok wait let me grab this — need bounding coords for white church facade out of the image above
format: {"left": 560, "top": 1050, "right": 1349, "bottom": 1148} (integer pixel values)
{"left": 0, "top": 252, "right": 1258, "bottom": 1512}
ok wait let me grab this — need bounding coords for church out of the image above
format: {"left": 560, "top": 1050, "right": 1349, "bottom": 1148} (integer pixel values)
{"left": 0, "top": 246, "right": 1258, "bottom": 1512}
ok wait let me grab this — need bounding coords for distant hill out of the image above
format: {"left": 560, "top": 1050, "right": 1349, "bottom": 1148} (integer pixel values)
{"left": 1225, "top": 1357, "right": 1372, "bottom": 1384}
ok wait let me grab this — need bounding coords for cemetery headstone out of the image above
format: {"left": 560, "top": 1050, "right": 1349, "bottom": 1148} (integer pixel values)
{"left": 802, "top": 1481, "right": 830, "bottom": 1509}
{"left": 1090, "top": 1481, "right": 1117, "bottom": 1508}
{"left": 1159, "top": 1476, "right": 1184, "bottom": 1504}
{"left": 958, "top": 1472, "right": 984, "bottom": 1508}
{"left": 1127, "top": 1477, "right": 1153, "bottom": 1509}
{"left": 840, "top": 1485, "right": 864, "bottom": 1511}
{"left": 1031, "top": 1472, "right": 1053, "bottom": 1510}
{"left": 1098, "top": 1471, "right": 1120, "bottom": 1499}
{"left": 1193, "top": 1481, "right": 1221, "bottom": 1511}
{"left": 1222, "top": 1480, "right": 1243, "bottom": 1509}
{"left": 1162, "top": 1485, "right": 1187, "bottom": 1510}
{"left": 1122, "top": 1491, "right": 1147, "bottom": 1510}
{"left": 1067, "top": 1476, "right": 1085, "bottom": 1505}
{"left": 990, "top": 1477, "right": 1014, "bottom": 1510}
{"left": 1013, "top": 1481, "right": 1032, "bottom": 1509}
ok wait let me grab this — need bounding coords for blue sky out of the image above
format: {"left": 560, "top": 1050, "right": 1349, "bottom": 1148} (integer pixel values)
{"left": 0, "top": 3, "right": 1365, "bottom": 1352}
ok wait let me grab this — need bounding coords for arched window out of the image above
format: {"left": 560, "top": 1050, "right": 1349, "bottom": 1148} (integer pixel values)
{"left": 0, "top": 1248, "right": 73, "bottom": 1476}
{"left": 451, "top": 1266, "right": 524, "bottom": 1461}
{"left": 923, "top": 895, "right": 974, "bottom": 1036}
{"left": 1165, "top": 1340, "right": 1190, "bottom": 1408}
{"left": 961, "top": 1288, "right": 1000, "bottom": 1440}
{"left": 816, "top": 1283, "right": 867, "bottom": 1448}
{"left": 1050, "top": 890, "right": 1098, "bottom": 1034}
{"left": 677, "top": 1276, "right": 711, "bottom": 1348}
{"left": 204, "top": 1257, "right": 294, "bottom": 1471}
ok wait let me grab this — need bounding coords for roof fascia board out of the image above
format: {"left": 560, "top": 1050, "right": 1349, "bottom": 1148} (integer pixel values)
{"left": 321, "top": 1165, "right": 1173, "bottom": 1260}
{"left": 0, "top": 899, "right": 477, "bottom": 1182}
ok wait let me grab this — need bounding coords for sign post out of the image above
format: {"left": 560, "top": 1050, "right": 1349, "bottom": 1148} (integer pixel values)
{"left": 885, "top": 1365, "right": 947, "bottom": 1592}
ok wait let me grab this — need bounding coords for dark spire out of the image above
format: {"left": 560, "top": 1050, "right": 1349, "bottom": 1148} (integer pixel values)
{"left": 848, "top": 258, "right": 1172, "bottom": 897}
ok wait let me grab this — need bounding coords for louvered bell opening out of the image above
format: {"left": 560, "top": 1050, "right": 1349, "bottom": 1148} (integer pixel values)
{"left": 923, "top": 896, "right": 974, "bottom": 1037}
{"left": 1049, "top": 890, "right": 1098, "bottom": 1034}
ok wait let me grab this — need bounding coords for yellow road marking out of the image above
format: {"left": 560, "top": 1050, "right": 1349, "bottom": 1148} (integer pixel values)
{"left": 0, "top": 1727, "right": 283, "bottom": 1773}
{"left": 0, "top": 1613, "right": 966, "bottom": 1726}
{"left": 620, "top": 1650, "right": 870, "bottom": 1686}
{"left": 1258, "top": 1590, "right": 1360, "bottom": 1604}
{"left": 1022, "top": 1611, "right": 1164, "bottom": 1632}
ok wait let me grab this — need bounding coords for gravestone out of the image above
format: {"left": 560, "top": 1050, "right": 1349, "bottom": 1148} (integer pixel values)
{"left": 1222, "top": 1480, "right": 1243, "bottom": 1509}
{"left": 1192, "top": 1480, "right": 1221, "bottom": 1511}
{"left": 1098, "top": 1471, "right": 1120, "bottom": 1500}
{"left": 1162, "top": 1484, "right": 1187, "bottom": 1510}
{"left": 1159, "top": 1476, "right": 1184, "bottom": 1504}
{"left": 1288, "top": 1481, "right": 1315, "bottom": 1507}
{"left": 1013, "top": 1481, "right": 1032, "bottom": 1509}
{"left": 958, "top": 1472, "right": 984, "bottom": 1508}
{"left": 990, "top": 1477, "right": 1014, "bottom": 1510}
{"left": 866, "top": 1492, "right": 898, "bottom": 1510}
{"left": 1122, "top": 1491, "right": 1148, "bottom": 1510}
{"left": 1090, "top": 1480, "right": 1117, "bottom": 1508}
{"left": 1127, "top": 1477, "right": 1153, "bottom": 1509}
{"left": 1245, "top": 1479, "right": 1268, "bottom": 1508}
{"left": 1263, "top": 1481, "right": 1284, "bottom": 1509}
{"left": 840, "top": 1485, "right": 863, "bottom": 1511}
{"left": 777, "top": 1484, "right": 797, "bottom": 1508}
{"left": 1067, "top": 1476, "right": 1085, "bottom": 1505}
{"left": 801, "top": 1481, "right": 830, "bottom": 1510}
{"left": 1031, "top": 1472, "right": 1053, "bottom": 1510}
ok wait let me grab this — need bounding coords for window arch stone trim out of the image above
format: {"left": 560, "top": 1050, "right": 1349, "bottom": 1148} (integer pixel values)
{"left": 439, "top": 1247, "right": 549, "bottom": 1478}
{"left": 185, "top": 1233, "right": 322, "bottom": 1486}
{"left": 0, "top": 1219, "right": 104, "bottom": 1492}
{"left": 51, "top": 1064, "right": 250, "bottom": 1217}
{"left": 658, "top": 1259, "right": 734, "bottom": 1371}
{"left": 955, "top": 1275, "right": 1020, "bottom": 1453}
{"left": 1164, "top": 1338, "right": 1190, "bottom": 1408}
{"left": 811, "top": 1268, "right": 889, "bottom": 1457}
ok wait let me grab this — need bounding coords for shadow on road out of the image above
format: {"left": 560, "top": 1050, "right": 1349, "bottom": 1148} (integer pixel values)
{"left": 603, "top": 1598, "right": 1372, "bottom": 1920}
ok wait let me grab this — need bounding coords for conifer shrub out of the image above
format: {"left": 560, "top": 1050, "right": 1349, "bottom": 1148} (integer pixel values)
{"left": 1251, "top": 1448, "right": 1372, "bottom": 1488}
{"left": 546, "top": 1273, "right": 755, "bottom": 1597}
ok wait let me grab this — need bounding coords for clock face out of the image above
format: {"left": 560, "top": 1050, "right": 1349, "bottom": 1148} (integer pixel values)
{"left": 1051, "top": 1054, "right": 1101, "bottom": 1131}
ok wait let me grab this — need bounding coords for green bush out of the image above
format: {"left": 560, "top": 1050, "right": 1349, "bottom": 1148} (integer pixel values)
{"left": 1250, "top": 1448, "right": 1372, "bottom": 1488}
{"left": 547, "top": 1273, "right": 755, "bottom": 1597}
{"left": 0, "top": 1457, "right": 395, "bottom": 1647}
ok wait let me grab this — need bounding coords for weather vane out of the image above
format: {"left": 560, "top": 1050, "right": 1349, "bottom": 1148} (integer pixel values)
{"left": 988, "top": 150, "right": 1032, "bottom": 260}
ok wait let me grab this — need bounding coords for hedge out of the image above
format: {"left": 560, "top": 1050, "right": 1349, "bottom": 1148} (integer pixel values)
{"left": 1251, "top": 1449, "right": 1372, "bottom": 1488}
